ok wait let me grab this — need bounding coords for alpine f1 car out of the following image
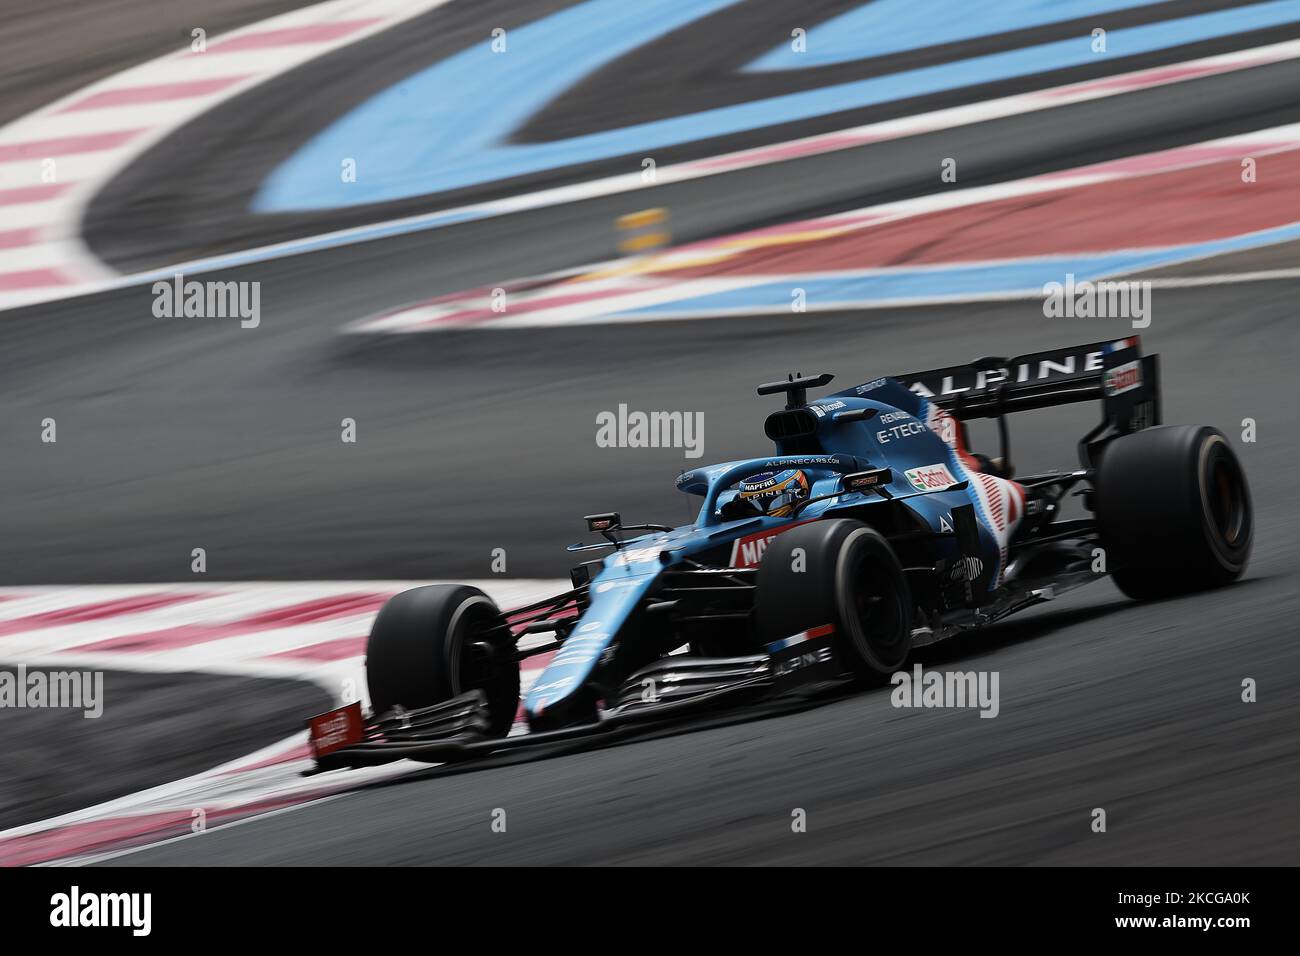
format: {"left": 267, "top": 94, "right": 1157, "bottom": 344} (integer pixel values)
{"left": 307, "top": 336, "right": 1252, "bottom": 769}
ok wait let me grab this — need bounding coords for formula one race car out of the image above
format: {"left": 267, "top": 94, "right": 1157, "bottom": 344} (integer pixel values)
{"left": 308, "top": 336, "right": 1252, "bottom": 768}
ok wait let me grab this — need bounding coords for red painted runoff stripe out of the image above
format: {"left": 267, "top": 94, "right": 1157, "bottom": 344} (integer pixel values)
{"left": 0, "top": 592, "right": 214, "bottom": 637}
{"left": 206, "top": 20, "right": 383, "bottom": 53}
{"left": 0, "top": 183, "right": 74, "bottom": 206}
{"left": 75, "top": 592, "right": 394, "bottom": 652}
{"left": 0, "top": 811, "right": 192, "bottom": 867}
{"left": 59, "top": 76, "right": 253, "bottom": 112}
{"left": 0, "top": 268, "right": 72, "bottom": 292}
{"left": 0, "top": 227, "right": 41, "bottom": 249}
{"left": 668, "top": 149, "right": 1300, "bottom": 276}
{"left": 0, "top": 793, "right": 317, "bottom": 867}
{"left": 0, "top": 129, "right": 141, "bottom": 161}
{"left": 523, "top": 649, "right": 558, "bottom": 671}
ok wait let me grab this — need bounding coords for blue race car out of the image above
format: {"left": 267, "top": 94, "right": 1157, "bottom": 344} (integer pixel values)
{"left": 308, "top": 336, "right": 1252, "bottom": 767}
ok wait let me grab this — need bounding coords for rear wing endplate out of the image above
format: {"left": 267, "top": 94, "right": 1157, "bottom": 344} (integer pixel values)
{"left": 884, "top": 337, "right": 1160, "bottom": 468}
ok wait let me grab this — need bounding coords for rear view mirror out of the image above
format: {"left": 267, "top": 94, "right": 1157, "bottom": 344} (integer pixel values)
{"left": 585, "top": 513, "right": 621, "bottom": 533}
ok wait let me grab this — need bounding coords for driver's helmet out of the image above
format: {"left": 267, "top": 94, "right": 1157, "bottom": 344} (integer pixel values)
{"left": 737, "top": 468, "right": 810, "bottom": 517}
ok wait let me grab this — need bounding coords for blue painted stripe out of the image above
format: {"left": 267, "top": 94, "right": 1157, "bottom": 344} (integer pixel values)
{"left": 621, "top": 221, "right": 1300, "bottom": 314}
{"left": 748, "top": 0, "right": 1154, "bottom": 71}
{"left": 255, "top": 0, "right": 743, "bottom": 211}
{"left": 256, "top": 0, "right": 1300, "bottom": 210}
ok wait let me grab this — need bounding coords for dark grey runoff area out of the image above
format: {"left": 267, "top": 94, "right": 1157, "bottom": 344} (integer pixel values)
{"left": 4, "top": 50, "right": 1299, "bottom": 584}
{"left": 0, "top": 0, "right": 314, "bottom": 127}
{"left": 19, "top": 283, "right": 1293, "bottom": 864}
{"left": 1, "top": 667, "right": 330, "bottom": 831}
{"left": 116, "top": 565, "right": 1298, "bottom": 865}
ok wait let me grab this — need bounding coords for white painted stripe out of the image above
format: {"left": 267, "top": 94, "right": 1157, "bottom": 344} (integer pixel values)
{"left": 1140, "top": 267, "right": 1300, "bottom": 284}
{"left": 0, "top": 0, "right": 456, "bottom": 305}
{"left": 0, "top": 155, "right": 139, "bottom": 187}
{"left": 0, "top": 243, "right": 86, "bottom": 272}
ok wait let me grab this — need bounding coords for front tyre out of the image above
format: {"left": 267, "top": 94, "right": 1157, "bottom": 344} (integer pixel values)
{"left": 1095, "top": 425, "right": 1252, "bottom": 599}
{"left": 754, "top": 519, "right": 913, "bottom": 680}
{"left": 366, "top": 584, "right": 519, "bottom": 737}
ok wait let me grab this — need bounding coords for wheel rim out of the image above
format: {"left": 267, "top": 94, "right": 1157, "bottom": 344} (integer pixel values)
{"left": 851, "top": 558, "right": 903, "bottom": 653}
{"left": 1208, "top": 456, "right": 1246, "bottom": 545}
{"left": 841, "top": 534, "right": 907, "bottom": 670}
{"left": 1199, "top": 437, "right": 1250, "bottom": 560}
{"left": 446, "top": 598, "right": 516, "bottom": 734}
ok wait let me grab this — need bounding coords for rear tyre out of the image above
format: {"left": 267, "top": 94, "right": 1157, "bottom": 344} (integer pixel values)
{"left": 365, "top": 585, "right": 519, "bottom": 737}
{"left": 754, "top": 519, "right": 912, "bottom": 680}
{"left": 1095, "top": 425, "right": 1252, "bottom": 599}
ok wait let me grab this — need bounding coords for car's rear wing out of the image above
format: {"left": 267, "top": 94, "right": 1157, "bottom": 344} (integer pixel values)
{"left": 884, "top": 336, "right": 1160, "bottom": 467}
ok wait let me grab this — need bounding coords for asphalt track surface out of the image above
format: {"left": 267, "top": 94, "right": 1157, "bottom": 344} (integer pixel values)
{"left": 83, "top": 280, "right": 1296, "bottom": 864}
{"left": 3, "top": 5, "right": 1299, "bottom": 863}
{"left": 0, "top": 0, "right": 313, "bottom": 128}
{"left": 6, "top": 57, "right": 1300, "bottom": 587}
{"left": 7, "top": 59, "right": 1300, "bottom": 587}
{"left": 0, "top": 666, "right": 328, "bottom": 832}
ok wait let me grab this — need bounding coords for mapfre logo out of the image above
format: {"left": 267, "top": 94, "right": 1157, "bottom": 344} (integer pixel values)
{"left": 729, "top": 521, "right": 810, "bottom": 567}
{"left": 904, "top": 462, "right": 957, "bottom": 491}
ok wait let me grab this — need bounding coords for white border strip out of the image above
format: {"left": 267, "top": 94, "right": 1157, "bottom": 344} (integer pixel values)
{"left": 0, "top": 0, "right": 454, "bottom": 309}
{"left": 0, "top": 579, "right": 566, "bottom": 866}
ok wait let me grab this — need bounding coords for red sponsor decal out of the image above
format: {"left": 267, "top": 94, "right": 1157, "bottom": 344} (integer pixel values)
{"left": 729, "top": 520, "right": 813, "bottom": 567}
{"left": 307, "top": 701, "right": 363, "bottom": 758}
{"left": 1103, "top": 359, "right": 1142, "bottom": 396}
{"left": 904, "top": 462, "right": 957, "bottom": 491}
